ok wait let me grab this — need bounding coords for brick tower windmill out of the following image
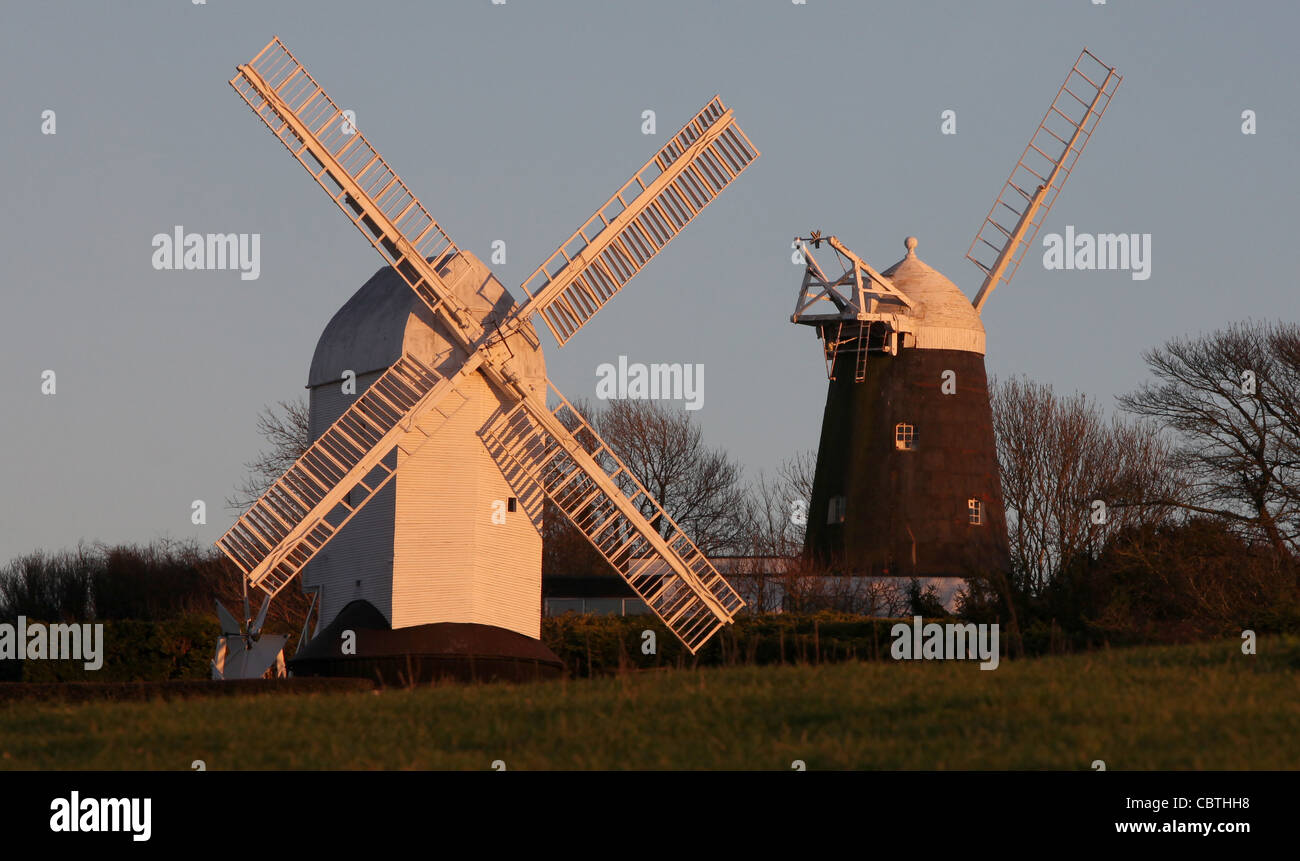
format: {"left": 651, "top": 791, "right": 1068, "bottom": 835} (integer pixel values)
{"left": 791, "top": 50, "right": 1121, "bottom": 590}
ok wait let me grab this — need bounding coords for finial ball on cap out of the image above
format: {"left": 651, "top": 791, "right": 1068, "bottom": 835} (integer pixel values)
{"left": 905, "top": 236, "right": 918, "bottom": 254}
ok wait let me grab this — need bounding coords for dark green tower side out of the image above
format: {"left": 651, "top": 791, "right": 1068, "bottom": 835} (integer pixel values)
{"left": 804, "top": 343, "right": 1008, "bottom": 578}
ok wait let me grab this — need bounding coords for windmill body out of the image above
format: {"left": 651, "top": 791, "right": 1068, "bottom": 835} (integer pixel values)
{"left": 802, "top": 238, "right": 1008, "bottom": 580}
{"left": 792, "top": 50, "right": 1121, "bottom": 596}
{"left": 304, "top": 251, "right": 547, "bottom": 639}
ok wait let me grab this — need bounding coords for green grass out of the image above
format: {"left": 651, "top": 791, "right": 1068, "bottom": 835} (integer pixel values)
{"left": 2, "top": 637, "right": 1297, "bottom": 770}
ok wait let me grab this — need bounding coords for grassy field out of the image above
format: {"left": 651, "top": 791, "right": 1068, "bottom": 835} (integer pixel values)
{"left": 1, "top": 636, "right": 1296, "bottom": 770}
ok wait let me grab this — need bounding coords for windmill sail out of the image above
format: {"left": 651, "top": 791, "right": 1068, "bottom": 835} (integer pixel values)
{"left": 481, "top": 385, "right": 744, "bottom": 652}
{"left": 230, "top": 37, "right": 486, "bottom": 344}
{"left": 518, "top": 97, "right": 759, "bottom": 346}
{"left": 217, "top": 355, "right": 469, "bottom": 598}
{"left": 967, "top": 49, "right": 1121, "bottom": 312}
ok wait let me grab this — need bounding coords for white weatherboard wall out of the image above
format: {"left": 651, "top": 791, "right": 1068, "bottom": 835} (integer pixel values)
{"left": 303, "top": 252, "right": 547, "bottom": 638}
{"left": 392, "top": 369, "right": 542, "bottom": 637}
{"left": 302, "top": 372, "right": 396, "bottom": 628}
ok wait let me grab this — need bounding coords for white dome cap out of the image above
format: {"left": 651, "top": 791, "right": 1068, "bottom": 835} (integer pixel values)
{"left": 883, "top": 237, "right": 986, "bottom": 355}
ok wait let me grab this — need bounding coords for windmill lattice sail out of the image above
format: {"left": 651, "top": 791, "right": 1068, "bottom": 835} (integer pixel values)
{"left": 230, "top": 38, "right": 484, "bottom": 340}
{"left": 217, "top": 355, "right": 468, "bottom": 598}
{"left": 519, "top": 97, "right": 759, "bottom": 346}
{"left": 967, "top": 49, "right": 1122, "bottom": 312}
{"left": 481, "top": 387, "right": 744, "bottom": 652}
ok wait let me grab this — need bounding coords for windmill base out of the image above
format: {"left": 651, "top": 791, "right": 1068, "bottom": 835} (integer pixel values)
{"left": 288, "top": 600, "right": 564, "bottom": 684}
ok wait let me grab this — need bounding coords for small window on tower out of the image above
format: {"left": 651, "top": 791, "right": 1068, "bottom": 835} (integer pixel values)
{"left": 895, "top": 423, "right": 915, "bottom": 450}
{"left": 827, "top": 495, "right": 846, "bottom": 524}
{"left": 968, "top": 498, "right": 983, "bottom": 526}
{"left": 507, "top": 497, "right": 518, "bottom": 513}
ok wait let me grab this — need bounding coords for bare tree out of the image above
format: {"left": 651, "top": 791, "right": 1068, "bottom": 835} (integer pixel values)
{"left": 541, "top": 498, "right": 609, "bottom": 577}
{"left": 780, "top": 450, "right": 816, "bottom": 516}
{"left": 724, "top": 451, "right": 816, "bottom": 611}
{"left": 992, "top": 375, "right": 1182, "bottom": 593}
{"left": 225, "top": 397, "right": 311, "bottom": 513}
{"left": 742, "top": 450, "right": 816, "bottom": 559}
{"left": 592, "top": 399, "right": 749, "bottom": 556}
{"left": 1118, "top": 321, "right": 1300, "bottom": 571}
{"left": 540, "top": 397, "right": 750, "bottom": 579}
{"left": 221, "top": 397, "right": 314, "bottom": 634}
{"left": 1267, "top": 325, "right": 1300, "bottom": 541}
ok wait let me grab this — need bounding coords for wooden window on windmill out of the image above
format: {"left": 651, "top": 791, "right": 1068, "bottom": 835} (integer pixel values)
{"left": 895, "top": 423, "right": 915, "bottom": 450}
{"left": 968, "top": 498, "right": 983, "bottom": 526}
{"left": 827, "top": 495, "right": 846, "bottom": 525}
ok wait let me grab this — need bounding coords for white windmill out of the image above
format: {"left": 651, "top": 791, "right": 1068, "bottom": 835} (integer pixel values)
{"left": 217, "top": 37, "right": 758, "bottom": 680}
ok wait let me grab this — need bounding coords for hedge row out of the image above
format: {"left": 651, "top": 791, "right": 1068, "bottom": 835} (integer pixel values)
{"left": 7, "top": 615, "right": 220, "bottom": 683}
{"left": 7, "top": 606, "right": 1290, "bottom": 685}
{"left": 2, "top": 612, "right": 924, "bottom": 683}
{"left": 541, "top": 612, "right": 913, "bottom": 677}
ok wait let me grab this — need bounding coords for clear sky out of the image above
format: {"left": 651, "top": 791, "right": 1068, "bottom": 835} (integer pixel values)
{"left": 1, "top": 0, "right": 1296, "bottom": 564}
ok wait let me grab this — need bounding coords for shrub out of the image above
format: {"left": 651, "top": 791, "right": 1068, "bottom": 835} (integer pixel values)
{"left": 18, "top": 615, "right": 220, "bottom": 683}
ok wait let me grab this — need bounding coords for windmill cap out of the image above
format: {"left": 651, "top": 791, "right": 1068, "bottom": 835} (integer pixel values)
{"left": 308, "top": 250, "right": 543, "bottom": 389}
{"left": 884, "top": 236, "right": 986, "bottom": 354}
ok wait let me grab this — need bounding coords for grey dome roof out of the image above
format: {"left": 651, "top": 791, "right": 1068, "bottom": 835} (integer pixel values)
{"left": 308, "top": 251, "right": 543, "bottom": 389}
{"left": 883, "top": 238, "right": 986, "bottom": 354}
{"left": 308, "top": 266, "right": 416, "bottom": 388}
